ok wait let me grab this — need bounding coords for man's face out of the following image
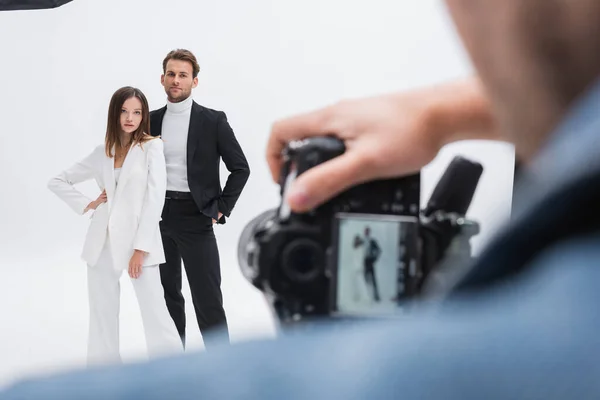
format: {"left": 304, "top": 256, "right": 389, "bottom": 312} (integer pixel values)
{"left": 161, "top": 59, "right": 198, "bottom": 103}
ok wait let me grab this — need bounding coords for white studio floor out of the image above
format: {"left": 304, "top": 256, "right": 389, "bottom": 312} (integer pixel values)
{"left": 0, "top": 240, "right": 278, "bottom": 389}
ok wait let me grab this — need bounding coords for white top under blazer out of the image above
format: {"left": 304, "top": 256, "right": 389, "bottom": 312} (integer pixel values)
{"left": 48, "top": 139, "right": 167, "bottom": 270}
{"left": 161, "top": 95, "right": 192, "bottom": 192}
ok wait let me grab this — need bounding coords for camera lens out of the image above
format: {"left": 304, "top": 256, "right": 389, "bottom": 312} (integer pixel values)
{"left": 280, "top": 238, "right": 324, "bottom": 283}
{"left": 237, "top": 208, "right": 278, "bottom": 282}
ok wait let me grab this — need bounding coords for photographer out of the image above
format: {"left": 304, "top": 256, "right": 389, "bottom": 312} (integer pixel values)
{"left": 3, "top": 0, "right": 600, "bottom": 398}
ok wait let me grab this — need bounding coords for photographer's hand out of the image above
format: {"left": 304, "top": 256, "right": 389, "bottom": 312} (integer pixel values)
{"left": 267, "top": 77, "right": 499, "bottom": 212}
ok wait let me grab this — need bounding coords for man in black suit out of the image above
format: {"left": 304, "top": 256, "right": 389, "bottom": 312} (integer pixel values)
{"left": 150, "top": 49, "right": 250, "bottom": 348}
{"left": 362, "top": 227, "right": 381, "bottom": 302}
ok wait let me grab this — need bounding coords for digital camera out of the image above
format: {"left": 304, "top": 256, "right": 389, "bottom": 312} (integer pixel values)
{"left": 238, "top": 136, "right": 483, "bottom": 325}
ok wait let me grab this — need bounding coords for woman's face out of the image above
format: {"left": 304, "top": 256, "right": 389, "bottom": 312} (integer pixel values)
{"left": 120, "top": 96, "right": 143, "bottom": 135}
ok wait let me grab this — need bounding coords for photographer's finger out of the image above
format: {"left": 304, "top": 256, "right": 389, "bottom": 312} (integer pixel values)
{"left": 267, "top": 107, "right": 336, "bottom": 182}
{"left": 286, "top": 153, "right": 367, "bottom": 212}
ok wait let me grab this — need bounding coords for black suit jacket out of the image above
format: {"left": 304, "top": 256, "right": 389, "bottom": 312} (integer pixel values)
{"left": 150, "top": 101, "right": 250, "bottom": 224}
{"left": 365, "top": 238, "right": 381, "bottom": 263}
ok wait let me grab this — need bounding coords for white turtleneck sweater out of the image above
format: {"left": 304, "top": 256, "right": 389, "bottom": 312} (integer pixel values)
{"left": 161, "top": 95, "right": 193, "bottom": 192}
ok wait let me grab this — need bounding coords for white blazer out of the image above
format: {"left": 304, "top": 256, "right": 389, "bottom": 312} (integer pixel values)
{"left": 48, "top": 138, "right": 167, "bottom": 270}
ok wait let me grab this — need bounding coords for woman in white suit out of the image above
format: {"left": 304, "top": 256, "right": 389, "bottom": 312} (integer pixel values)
{"left": 48, "top": 86, "right": 182, "bottom": 365}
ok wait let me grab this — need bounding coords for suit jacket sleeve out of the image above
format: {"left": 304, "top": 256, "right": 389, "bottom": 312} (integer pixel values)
{"left": 47, "top": 146, "right": 101, "bottom": 215}
{"left": 216, "top": 112, "right": 250, "bottom": 218}
{"left": 133, "top": 139, "right": 167, "bottom": 253}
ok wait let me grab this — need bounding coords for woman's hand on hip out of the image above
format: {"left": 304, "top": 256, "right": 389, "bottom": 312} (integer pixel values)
{"left": 128, "top": 250, "right": 146, "bottom": 279}
{"left": 84, "top": 190, "right": 107, "bottom": 213}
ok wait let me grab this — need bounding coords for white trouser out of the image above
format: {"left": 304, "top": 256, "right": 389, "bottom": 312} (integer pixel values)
{"left": 86, "top": 238, "right": 183, "bottom": 365}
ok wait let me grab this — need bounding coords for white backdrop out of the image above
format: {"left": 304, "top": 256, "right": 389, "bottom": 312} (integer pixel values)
{"left": 0, "top": 0, "right": 514, "bottom": 387}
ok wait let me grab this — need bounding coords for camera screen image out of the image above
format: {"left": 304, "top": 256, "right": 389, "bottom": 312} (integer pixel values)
{"left": 330, "top": 213, "right": 419, "bottom": 316}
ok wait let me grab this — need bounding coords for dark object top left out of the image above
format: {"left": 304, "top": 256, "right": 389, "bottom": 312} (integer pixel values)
{"left": 0, "top": 0, "right": 74, "bottom": 11}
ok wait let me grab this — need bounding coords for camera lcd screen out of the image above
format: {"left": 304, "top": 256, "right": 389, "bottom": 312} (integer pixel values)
{"left": 330, "top": 213, "right": 419, "bottom": 316}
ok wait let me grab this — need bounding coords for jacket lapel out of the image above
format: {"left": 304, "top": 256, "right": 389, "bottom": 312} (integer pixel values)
{"left": 150, "top": 106, "right": 167, "bottom": 137}
{"left": 112, "top": 143, "right": 141, "bottom": 205}
{"left": 186, "top": 102, "right": 205, "bottom": 168}
{"left": 103, "top": 150, "right": 116, "bottom": 212}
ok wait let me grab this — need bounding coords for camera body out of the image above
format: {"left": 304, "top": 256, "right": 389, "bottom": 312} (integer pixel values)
{"left": 239, "top": 136, "right": 482, "bottom": 324}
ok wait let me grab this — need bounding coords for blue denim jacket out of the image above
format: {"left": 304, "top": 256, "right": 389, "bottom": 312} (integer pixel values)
{"left": 3, "top": 80, "right": 600, "bottom": 399}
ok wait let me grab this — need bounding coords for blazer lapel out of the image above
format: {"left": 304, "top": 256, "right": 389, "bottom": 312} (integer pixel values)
{"left": 103, "top": 150, "right": 116, "bottom": 212}
{"left": 151, "top": 106, "right": 167, "bottom": 137}
{"left": 113, "top": 143, "right": 141, "bottom": 203}
{"left": 186, "top": 102, "right": 205, "bottom": 168}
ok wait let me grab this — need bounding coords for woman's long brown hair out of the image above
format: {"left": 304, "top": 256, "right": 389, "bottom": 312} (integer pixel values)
{"left": 104, "top": 86, "right": 154, "bottom": 158}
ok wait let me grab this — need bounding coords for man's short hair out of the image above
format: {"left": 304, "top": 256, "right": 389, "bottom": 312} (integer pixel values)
{"left": 162, "top": 49, "right": 200, "bottom": 78}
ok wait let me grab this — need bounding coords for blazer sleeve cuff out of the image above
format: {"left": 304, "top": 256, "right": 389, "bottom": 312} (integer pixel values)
{"left": 76, "top": 197, "right": 94, "bottom": 215}
{"left": 132, "top": 237, "right": 151, "bottom": 254}
{"left": 217, "top": 197, "right": 230, "bottom": 218}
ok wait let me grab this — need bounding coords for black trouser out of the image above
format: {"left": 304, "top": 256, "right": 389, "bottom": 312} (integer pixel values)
{"left": 159, "top": 196, "right": 229, "bottom": 348}
{"left": 364, "top": 260, "right": 380, "bottom": 302}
